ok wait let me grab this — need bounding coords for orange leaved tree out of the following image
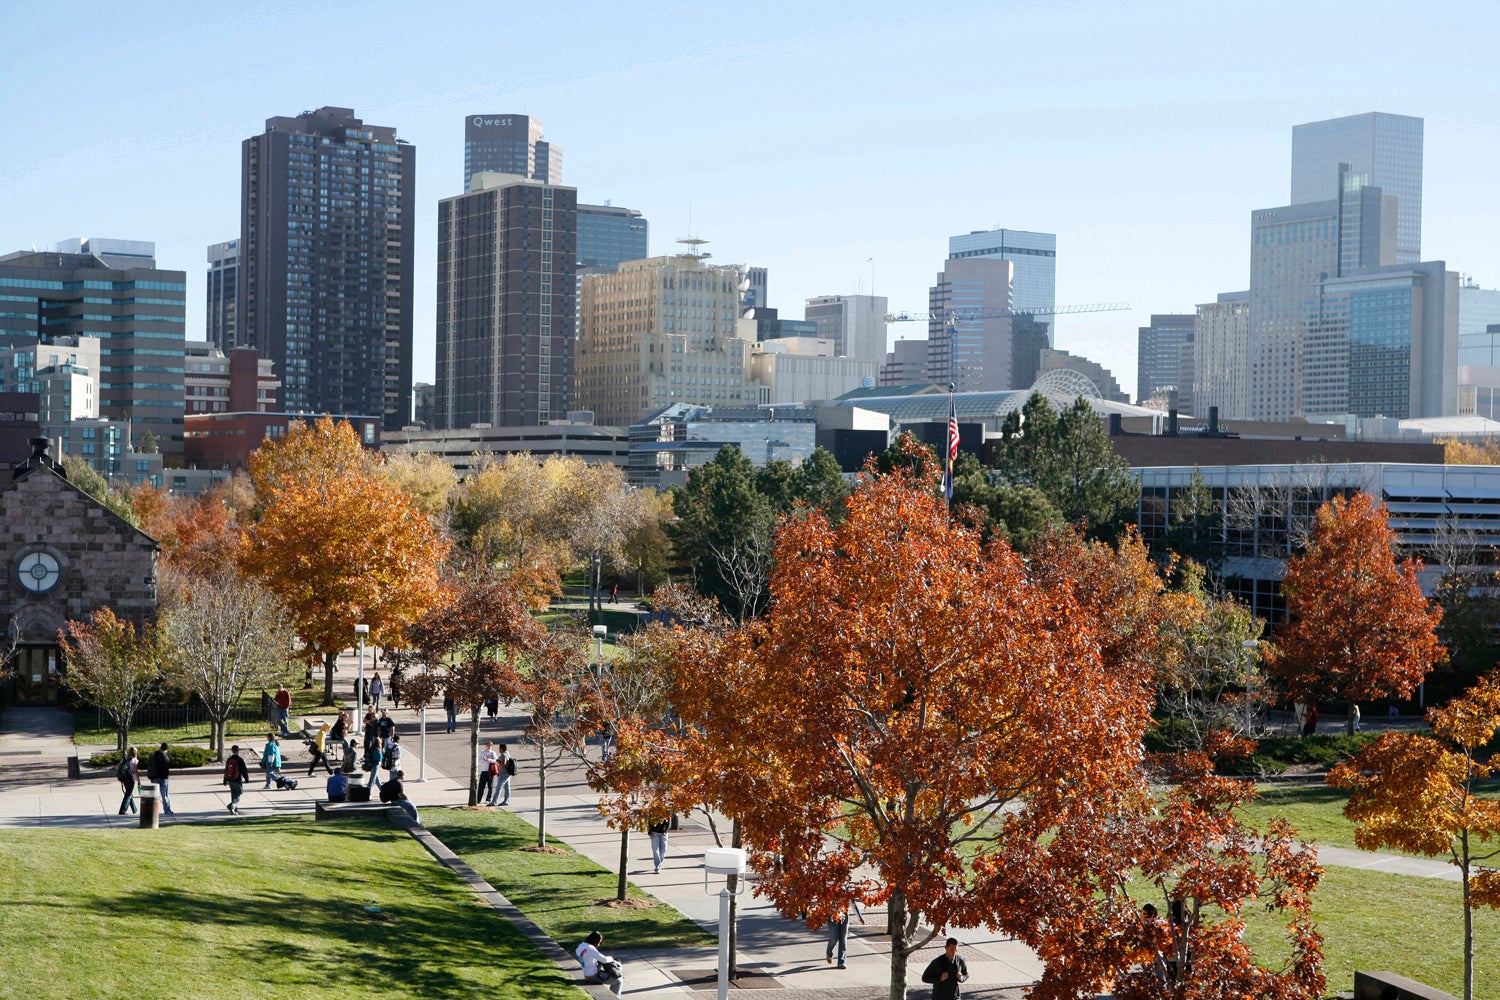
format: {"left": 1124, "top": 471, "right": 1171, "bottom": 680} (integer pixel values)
{"left": 58, "top": 608, "right": 163, "bottom": 752}
{"left": 1271, "top": 491, "right": 1445, "bottom": 731}
{"left": 662, "top": 450, "right": 1158, "bottom": 1000}
{"left": 240, "top": 418, "right": 449, "bottom": 705}
{"left": 1329, "top": 671, "right": 1500, "bottom": 1000}
{"left": 403, "top": 567, "right": 542, "bottom": 805}
{"left": 995, "top": 732, "right": 1325, "bottom": 999}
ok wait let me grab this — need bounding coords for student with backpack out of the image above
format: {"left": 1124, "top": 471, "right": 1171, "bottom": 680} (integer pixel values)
{"left": 492, "top": 743, "right": 515, "bottom": 806}
{"left": 223, "top": 746, "right": 250, "bottom": 815}
{"left": 262, "top": 734, "right": 282, "bottom": 789}
{"left": 116, "top": 747, "right": 139, "bottom": 815}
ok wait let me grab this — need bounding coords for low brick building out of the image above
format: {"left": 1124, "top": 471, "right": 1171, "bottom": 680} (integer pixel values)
{"left": 2, "top": 437, "right": 158, "bottom": 705}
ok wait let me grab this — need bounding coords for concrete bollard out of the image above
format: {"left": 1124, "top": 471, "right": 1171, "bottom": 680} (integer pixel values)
{"left": 138, "top": 782, "right": 160, "bottom": 829}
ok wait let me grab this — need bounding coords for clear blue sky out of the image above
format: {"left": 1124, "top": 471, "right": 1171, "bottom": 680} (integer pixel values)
{"left": 5, "top": 0, "right": 1499, "bottom": 401}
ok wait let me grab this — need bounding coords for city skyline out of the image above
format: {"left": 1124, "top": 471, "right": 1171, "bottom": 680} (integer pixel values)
{"left": 5, "top": 2, "right": 1500, "bottom": 402}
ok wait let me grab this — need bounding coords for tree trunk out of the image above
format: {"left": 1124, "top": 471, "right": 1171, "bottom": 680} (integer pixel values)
{"left": 617, "top": 827, "right": 629, "bottom": 901}
{"left": 322, "top": 650, "right": 337, "bottom": 706}
{"left": 888, "top": 887, "right": 911, "bottom": 1000}
{"left": 117, "top": 724, "right": 128, "bottom": 754}
{"left": 468, "top": 708, "right": 481, "bottom": 806}
{"left": 728, "top": 818, "right": 742, "bottom": 980}
{"left": 1462, "top": 835, "right": 1473, "bottom": 1000}
{"left": 211, "top": 718, "right": 223, "bottom": 761}
{"left": 537, "top": 737, "right": 549, "bottom": 848}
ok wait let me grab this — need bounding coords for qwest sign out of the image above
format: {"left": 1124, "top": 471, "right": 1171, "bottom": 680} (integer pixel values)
{"left": 471, "top": 116, "right": 515, "bottom": 128}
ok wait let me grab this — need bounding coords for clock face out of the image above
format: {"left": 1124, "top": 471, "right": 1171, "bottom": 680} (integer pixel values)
{"left": 17, "top": 552, "right": 60, "bottom": 595}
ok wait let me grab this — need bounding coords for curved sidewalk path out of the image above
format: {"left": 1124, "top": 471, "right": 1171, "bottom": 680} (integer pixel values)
{"left": 0, "top": 700, "right": 1459, "bottom": 997}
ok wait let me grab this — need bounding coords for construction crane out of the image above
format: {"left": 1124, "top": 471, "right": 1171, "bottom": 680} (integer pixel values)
{"left": 884, "top": 301, "right": 1130, "bottom": 324}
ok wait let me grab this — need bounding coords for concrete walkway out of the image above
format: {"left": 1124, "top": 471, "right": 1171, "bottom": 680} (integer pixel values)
{"left": 0, "top": 691, "right": 1461, "bottom": 997}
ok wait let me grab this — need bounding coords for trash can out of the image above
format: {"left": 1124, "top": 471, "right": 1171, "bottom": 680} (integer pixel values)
{"left": 138, "top": 782, "right": 160, "bottom": 829}
{"left": 348, "top": 772, "right": 370, "bottom": 803}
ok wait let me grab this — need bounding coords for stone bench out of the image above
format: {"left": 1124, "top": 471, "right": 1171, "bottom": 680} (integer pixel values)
{"left": 1354, "top": 971, "right": 1459, "bottom": 1000}
{"left": 314, "top": 801, "right": 398, "bottom": 822}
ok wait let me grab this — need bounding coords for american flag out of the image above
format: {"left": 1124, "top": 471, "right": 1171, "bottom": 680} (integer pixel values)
{"left": 944, "top": 394, "right": 958, "bottom": 504}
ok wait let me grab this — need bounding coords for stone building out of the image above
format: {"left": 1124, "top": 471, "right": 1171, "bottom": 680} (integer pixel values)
{"left": 2, "top": 438, "right": 158, "bottom": 705}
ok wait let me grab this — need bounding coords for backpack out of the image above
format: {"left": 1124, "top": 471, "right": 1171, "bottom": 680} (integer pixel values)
{"left": 116, "top": 758, "right": 131, "bottom": 780}
{"left": 505, "top": 755, "right": 517, "bottom": 776}
{"left": 224, "top": 759, "right": 242, "bottom": 782}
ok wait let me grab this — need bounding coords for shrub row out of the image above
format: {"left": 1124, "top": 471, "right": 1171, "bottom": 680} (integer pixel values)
{"left": 88, "top": 746, "right": 217, "bottom": 769}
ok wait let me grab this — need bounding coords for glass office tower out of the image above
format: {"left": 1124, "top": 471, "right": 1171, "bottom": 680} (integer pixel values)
{"left": 1291, "top": 112, "right": 1423, "bottom": 264}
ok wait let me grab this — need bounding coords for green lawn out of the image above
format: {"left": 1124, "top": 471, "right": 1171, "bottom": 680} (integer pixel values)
{"left": 75, "top": 685, "right": 344, "bottom": 749}
{"left": 423, "top": 808, "right": 711, "bottom": 951}
{"left": 0, "top": 816, "right": 584, "bottom": 999}
{"left": 1240, "top": 862, "right": 1499, "bottom": 997}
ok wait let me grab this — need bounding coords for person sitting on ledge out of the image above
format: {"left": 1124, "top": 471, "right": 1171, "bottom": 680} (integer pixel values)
{"left": 326, "top": 771, "right": 348, "bottom": 803}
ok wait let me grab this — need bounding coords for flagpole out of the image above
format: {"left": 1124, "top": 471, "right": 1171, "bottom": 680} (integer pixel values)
{"left": 945, "top": 381, "right": 957, "bottom": 510}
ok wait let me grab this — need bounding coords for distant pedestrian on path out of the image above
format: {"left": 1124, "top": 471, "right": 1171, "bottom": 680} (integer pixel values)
{"left": 364, "top": 741, "right": 383, "bottom": 793}
{"left": 307, "top": 722, "right": 334, "bottom": 775}
{"left": 116, "top": 747, "right": 139, "bottom": 815}
{"left": 647, "top": 815, "right": 670, "bottom": 874}
{"left": 369, "top": 672, "right": 385, "bottom": 712}
{"left": 147, "top": 742, "right": 175, "bottom": 815}
{"left": 610, "top": 582, "right": 619, "bottom": 603}
{"left": 478, "top": 741, "right": 499, "bottom": 803}
{"left": 274, "top": 684, "right": 292, "bottom": 736}
{"left": 263, "top": 734, "right": 282, "bottom": 788}
{"left": 443, "top": 690, "right": 457, "bottom": 733}
{"left": 825, "top": 900, "right": 864, "bottom": 969}
{"left": 493, "top": 743, "right": 513, "bottom": 806}
{"left": 377, "top": 710, "right": 396, "bottom": 748}
{"left": 223, "top": 746, "right": 249, "bottom": 814}
{"left": 385, "top": 734, "right": 403, "bottom": 776}
{"left": 1350, "top": 703, "right": 1361, "bottom": 733}
{"left": 1302, "top": 704, "right": 1319, "bottom": 738}
{"left": 575, "top": 930, "right": 624, "bottom": 996}
{"left": 921, "top": 937, "right": 968, "bottom": 999}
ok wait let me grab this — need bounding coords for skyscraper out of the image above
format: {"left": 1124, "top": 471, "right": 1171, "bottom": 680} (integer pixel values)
{"left": 1192, "top": 292, "right": 1251, "bottom": 419}
{"left": 464, "top": 114, "right": 561, "bottom": 190}
{"left": 1136, "top": 314, "right": 1195, "bottom": 404}
{"left": 948, "top": 228, "right": 1056, "bottom": 343}
{"left": 575, "top": 252, "right": 754, "bottom": 426}
{"left": 1291, "top": 112, "right": 1423, "bottom": 263}
{"left": 1457, "top": 282, "right": 1500, "bottom": 366}
{"left": 577, "top": 204, "right": 648, "bottom": 274}
{"left": 1302, "top": 262, "right": 1458, "bottom": 419}
{"left": 205, "top": 239, "right": 238, "bottom": 349}
{"left": 1248, "top": 167, "right": 1395, "bottom": 420}
{"left": 0, "top": 248, "right": 186, "bottom": 452}
{"left": 239, "top": 107, "right": 415, "bottom": 429}
{"left": 804, "top": 294, "right": 888, "bottom": 366}
{"left": 435, "top": 172, "right": 578, "bottom": 429}
{"left": 926, "top": 257, "right": 1012, "bottom": 392}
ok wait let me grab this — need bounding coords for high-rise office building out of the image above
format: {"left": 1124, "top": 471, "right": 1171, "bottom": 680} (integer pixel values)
{"left": 1291, "top": 112, "right": 1423, "bottom": 263}
{"left": 926, "top": 257, "right": 1013, "bottom": 391}
{"left": 1136, "top": 314, "right": 1196, "bottom": 405}
{"left": 1192, "top": 292, "right": 1251, "bottom": 419}
{"left": 804, "top": 294, "right": 888, "bottom": 366}
{"left": 577, "top": 204, "right": 648, "bottom": 273}
{"left": 239, "top": 107, "right": 415, "bottom": 429}
{"left": 464, "top": 114, "right": 561, "bottom": 190}
{"left": 879, "top": 338, "right": 930, "bottom": 387}
{"left": 205, "top": 239, "right": 238, "bottom": 349}
{"left": 435, "top": 172, "right": 578, "bottom": 429}
{"left": 0, "top": 249, "right": 186, "bottom": 453}
{"left": 575, "top": 253, "right": 754, "bottom": 426}
{"left": 1248, "top": 167, "right": 1395, "bottom": 420}
{"left": 1302, "top": 261, "right": 1458, "bottom": 419}
{"left": 948, "top": 228, "right": 1056, "bottom": 344}
{"left": 1457, "top": 282, "right": 1500, "bottom": 366}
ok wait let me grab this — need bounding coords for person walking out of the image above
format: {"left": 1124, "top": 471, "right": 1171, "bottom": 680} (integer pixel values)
{"left": 477, "top": 741, "right": 499, "bottom": 804}
{"left": 443, "top": 690, "right": 457, "bottom": 733}
{"left": 825, "top": 900, "right": 865, "bottom": 969}
{"left": 262, "top": 734, "right": 282, "bottom": 789}
{"left": 307, "top": 721, "right": 334, "bottom": 775}
{"left": 921, "top": 938, "right": 968, "bottom": 999}
{"left": 493, "top": 743, "right": 513, "bottom": 806}
{"left": 647, "top": 815, "right": 670, "bottom": 874}
{"left": 116, "top": 747, "right": 139, "bottom": 815}
{"left": 1303, "top": 704, "right": 1320, "bottom": 738}
{"left": 365, "top": 740, "right": 383, "bottom": 793}
{"left": 369, "top": 672, "right": 385, "bottom": 712}
{"left": 147, "top": 742, "right": 175, "bottom": 815}
{"left": 377, "top": 710, "right": 396, "bottom": 748}
{"left": 575, "top": 930, "right": 624, "bottom": 997}
{"left": 385, "top": 734, "right": 404, "bottom": 778}
{"left": 274, "top": 684, "right": 292, "bottom": 736}
{"left": 223, "top": 746, "right": 250, "bottom": 814}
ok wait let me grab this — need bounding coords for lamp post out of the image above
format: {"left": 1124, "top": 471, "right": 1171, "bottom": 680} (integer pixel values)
{"left": 592, "top": 625, "right": 607, "bottom": 674}
{"left": 1242, "top": 638, "right": 1258, "bottom": 737}
{"left": 417, "top": 653, "right": 428, "bottom": 782}
{"left": 703, "top": 847, "right": 748, "bottom": 1000}
{"left": 354, "top": 624, "right": 369, "bottom": 735}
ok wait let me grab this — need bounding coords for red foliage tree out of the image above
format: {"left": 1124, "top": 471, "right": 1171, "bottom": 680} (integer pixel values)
{"left": 1271, "top": 491, "right": 1445, "bottom": 729}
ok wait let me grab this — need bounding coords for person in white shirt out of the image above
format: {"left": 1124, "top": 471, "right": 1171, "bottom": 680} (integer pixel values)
{"left": 575, "top": 930, "right": 623, "bottom": 996}
{"left": 477, "top": 741, "right": 499, "bottom": 804}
